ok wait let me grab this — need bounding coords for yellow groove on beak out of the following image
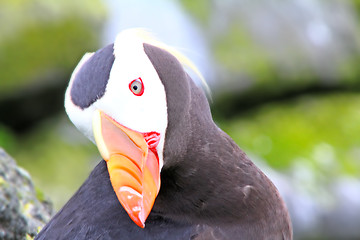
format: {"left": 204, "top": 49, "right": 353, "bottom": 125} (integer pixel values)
{"left": 92, "top": 110, "right": 161, "bottom": 228}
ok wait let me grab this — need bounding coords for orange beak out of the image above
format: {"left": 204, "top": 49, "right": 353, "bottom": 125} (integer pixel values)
{"left": 92, "top": 110, "right": 161, "bottom": 228}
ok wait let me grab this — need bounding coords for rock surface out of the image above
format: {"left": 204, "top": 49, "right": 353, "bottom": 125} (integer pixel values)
{"left": 0, "top": 148, "right": 52, "bottom": 240}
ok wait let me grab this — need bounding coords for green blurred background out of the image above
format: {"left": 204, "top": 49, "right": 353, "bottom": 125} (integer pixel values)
{"left": 1, "top": 0, "right": 360, "bottom": 239}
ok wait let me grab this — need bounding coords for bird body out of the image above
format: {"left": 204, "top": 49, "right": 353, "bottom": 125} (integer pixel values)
{"left": 35, "top": 29, "right": 292, "bottom": 240}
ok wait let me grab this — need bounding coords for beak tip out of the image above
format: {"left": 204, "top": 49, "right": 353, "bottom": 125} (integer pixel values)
{"left": 139, "top": 222, "right": 146, "bottom": 229}
{"left": 117, "top": 187, "right": 149, "bottom": 228}
{"left": 133, "top": 208, "right": 148, "bottom": 228}
{"left": 131, "top": 212, "right": 146, "bottom": 228}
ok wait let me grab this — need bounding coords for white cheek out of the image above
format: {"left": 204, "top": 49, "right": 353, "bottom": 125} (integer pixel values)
{"left": 65, "top": 90, "right": 96, "bottom": 143}
{"left": 96, "top": 47, "right": 168, "bottom": 133}
{"left": 93, "top": 41, "right": 168, "bottom": 168}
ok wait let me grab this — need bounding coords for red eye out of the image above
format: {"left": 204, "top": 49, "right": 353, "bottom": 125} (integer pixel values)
{"left": 129, "top": 77, "right": 144, "bottom": 96}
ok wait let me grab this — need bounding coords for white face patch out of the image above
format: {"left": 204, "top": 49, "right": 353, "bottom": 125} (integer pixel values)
{"left": 65, "top": 29, "right": 168, "bottom": 169}
{"left": 65, "top": 53, "right": 97, "bottom": 142}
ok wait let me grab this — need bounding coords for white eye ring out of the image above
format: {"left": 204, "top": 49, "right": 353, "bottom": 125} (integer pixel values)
{"left": 129, "top": 77, "right": 144, "bottom": 96}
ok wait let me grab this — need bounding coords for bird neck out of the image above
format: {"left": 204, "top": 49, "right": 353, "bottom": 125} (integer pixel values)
{"left": 155, "top": 85, "right": 290, "bottom": 232}
{"left": 157, "top": 124, "right": 278, "bottom": 221}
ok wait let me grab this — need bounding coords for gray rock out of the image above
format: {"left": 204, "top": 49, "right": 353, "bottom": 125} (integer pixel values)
{"left": 0, "top": 148, "right": 52, "bottom": 240}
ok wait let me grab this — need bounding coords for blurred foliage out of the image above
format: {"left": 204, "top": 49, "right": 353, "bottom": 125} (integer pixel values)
{"left": 0, "top": 0, "right": 106, "bottom": 95}
{"left": 352, "top": 0, "right": 360, "bottom": 18}
{"left": 0, "top": 19, "right": 98, "bottom": 92}
{"left": 181, "top": 0, "right": 360, "bottom": 96}
{"left": 212, "top": 27, "right": 360, "bottom": 97}
{"left": 218, "top": 93, "right": 360, "bottom": 176}
{"left": 213, "top": 23, "right": 279, "bottom": 84}
{"left": 180, "top": 0, "right": 211, "bottom": 25}
{"left": 0, "top": 125, "right": 16, "bottom": 152}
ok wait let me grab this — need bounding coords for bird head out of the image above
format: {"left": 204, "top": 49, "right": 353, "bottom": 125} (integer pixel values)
{"left": 64, "top": 29, "right": 206, "bottom": 228}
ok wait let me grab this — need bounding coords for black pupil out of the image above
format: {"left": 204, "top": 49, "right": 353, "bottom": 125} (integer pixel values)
{"left": 133, "top": 85, "right": 138, "bottom": 91}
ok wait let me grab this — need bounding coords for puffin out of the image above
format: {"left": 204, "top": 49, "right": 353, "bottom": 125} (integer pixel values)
{"left": 35, "top": 29, "right": 292, "bottom": 240}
